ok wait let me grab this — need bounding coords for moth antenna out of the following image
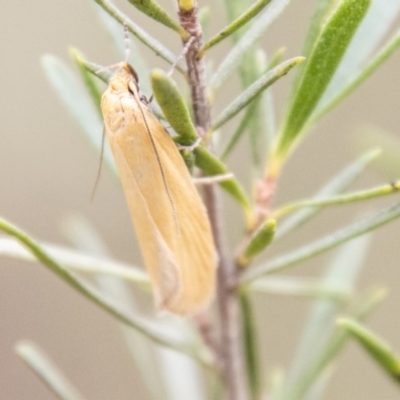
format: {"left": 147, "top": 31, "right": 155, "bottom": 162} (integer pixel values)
{"left": 90, "top": 126, "right": 107, "bottom": 202}
{"left": 123, "top": 23, "right": 131, "bottom": 63}
{"left": 167, "top": 36, "right": 195, "bottom": 76}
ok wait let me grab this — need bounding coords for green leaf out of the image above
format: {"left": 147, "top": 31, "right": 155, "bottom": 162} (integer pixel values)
{"left": 41, "top": 54, "right": 117, "bottom": 175}
{"left": 271, "top": 180, "right": 400, "bottom": 220}
{"left": 194, "top": 146, "right": 252, "bottom": 223}
{"left": 291, "top": 0, "right": 338, "bottom": 94}
{"left": 199, "top": 0, "right": 272, "bottom": 56}
{"left": 16, "top": 341, "right": 88, "bottom": 400}
{"left": 312, "top": 28, "right": 400, "bottom": 122}
{"left": 94, "top": 0, "right": 185, "bottom": 73}
{"left": 241, "top": 201, "right": 400, "bottom": 283}
{"left": 274, "top": 0, "right": 371, "bottom": 160}
{"left": 275, "top": 149, "right": 381, "bottom": 240}
{"left": 150, "top": 69, "right": 198, "bottom": 146}
{"left": 337, "top": 318, "right": 400, "bottom": 382}
{"left": 315, "top": 0, "right": 400, "bottom": 116}
{"left": 209, "top": 0, "right": 292, "bottom": 94}
{"left": 212, "top": 57, "right": 304, "bottom": 131}
{"left": 127, "top": 0, "right": 189, "bottom": 39}
{"left": 0, "top": 216, "right": 212, "bottom": 367}
{"left": 238, "top": 219, "right": 276, "bottom": 266}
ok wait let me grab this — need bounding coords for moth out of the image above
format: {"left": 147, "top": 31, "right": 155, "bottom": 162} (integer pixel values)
{"left": 101, "top": 62, "right": 216, "bottom": 316}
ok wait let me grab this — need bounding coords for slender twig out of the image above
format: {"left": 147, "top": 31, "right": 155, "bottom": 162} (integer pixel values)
{"left": 178, "top": 3, "right": 248, "bottom": 400}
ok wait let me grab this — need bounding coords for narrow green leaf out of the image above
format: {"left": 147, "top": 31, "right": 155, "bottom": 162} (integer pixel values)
{"left": 94, "top": 0, "right": 185, "bottom": 73}
{"left": 16, "top": 342, "right": 88, "bottom": 400}
{"left": 212, "top": 57, "right": 304, "bottom": 131}
{"left": 271, "top": 180, "right": 400, "bottom": 220}
{"left": 0, "top": 216, "right": 211, "bottom": 366}
{"left": 241, "top": 201, "right": 400, "bottom": 283}
{"left": 199, "top": 0, "right": 272, "bottom": 56}
{"left": 312, "top": 28, "right": 400, "bottom": 123}
{"left": 0, "top": 236, "right": 149, "bottom": 287}
{"left": 249, "top": 276, "right": 350, "bottom": 301}
{"left": 291, "top": 0, "right": 338, "bottom": 94}
{"left": 300, "top": 0, "right": 338, "bottom": 60}
{"left": 69, "top": 48, "right": 103, "bottom": 114}
{"left": 338, "top": 318, "right": 400, "bottom": 381}
{"left": 127, "top": 0, "right": 189, "bottom": 39}
{"left": 275, "top": 149, "right": 381, "bottom": 240}
{"left": 194, "top": 146, "right": 252, "bottom": 224}
{"left": 284, "top": 235, "right": 371, "bottom": 394}
{"left": 281, "top": 289, "right": 386, "bottom": 400}
{"left": 240, "top": 291, "right": 261, "bottom": 400}
{"left": 275, "top": 0, "right": 371, "bottom": 159}
{"left": 150, "top": 69, "right": 198, "bottom": 146}
{"left": 209, "top": 0, "right": 292, "bottom": 94}
{"left": 315, "top": 1, "right": 400, "bottom": 116}
{"left": 41, "top": 54, "right": 116, "bottom": 175}
{"left": 238, "top": 219, "right": 276, "bottom": 266}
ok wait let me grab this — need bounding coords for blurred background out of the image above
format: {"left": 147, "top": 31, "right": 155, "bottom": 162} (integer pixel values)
{"left": 1, "top": 1, "right": 400, "bottom": 399}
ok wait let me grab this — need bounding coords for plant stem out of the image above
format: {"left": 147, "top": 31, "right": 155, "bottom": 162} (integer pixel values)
{"left": 178, "top": 3, "right": 248, "bottom": 400}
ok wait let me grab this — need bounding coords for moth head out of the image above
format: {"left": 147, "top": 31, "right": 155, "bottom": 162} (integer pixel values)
{"left": 108, "top": 62, "right": 140, "bottom": 94}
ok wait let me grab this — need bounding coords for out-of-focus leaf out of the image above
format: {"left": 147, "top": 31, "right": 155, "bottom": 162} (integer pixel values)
{"left": 209, "top": 0, "right": 292, "bottom": 95}
{"left": 16, "top": 342, "right": 88, "bottom": 400}
{"left": 41, "top": 54, "right": 116, "bottom": 175}
{"left": 284, "top": 236, "right": 372, "bottom": 392}
{"left": 280, "top": 289, "right": 386, "bottom": 400}
{"left": 249, "top": 276, "right": 351, "bottom": 301}
{"left": 0, "top": 236, "right": 149, "bottom": 287}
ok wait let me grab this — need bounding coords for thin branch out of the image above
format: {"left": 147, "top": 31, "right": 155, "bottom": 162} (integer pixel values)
{"left": 178, "top": 3, "right": 249, "bottom": 400}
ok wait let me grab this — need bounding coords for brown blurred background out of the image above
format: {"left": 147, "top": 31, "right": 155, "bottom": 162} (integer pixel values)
{"left": 1, "top": 1, "right": 400, "bottom": 399}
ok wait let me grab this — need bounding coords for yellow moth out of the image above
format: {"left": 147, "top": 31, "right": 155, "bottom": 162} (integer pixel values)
{"left": 101, "top": 62, "right": 216, "bottom": 316}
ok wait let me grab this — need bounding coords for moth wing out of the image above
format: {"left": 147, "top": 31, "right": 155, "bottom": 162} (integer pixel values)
{"left": 107, "top": 137, "right": 182, "bottom": 309}
{"left": 104, "top": 85, "right": 216, "bottom": 315}
{"left": 145, "top": 115, "right": 217, "bottom": 314}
